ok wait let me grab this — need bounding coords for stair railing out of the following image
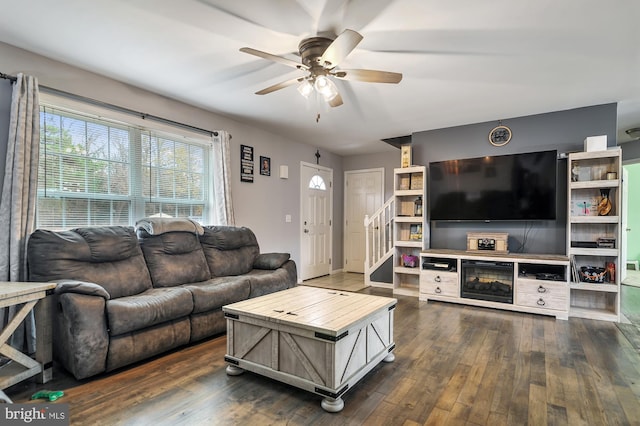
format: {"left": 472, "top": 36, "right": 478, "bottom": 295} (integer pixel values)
{"left": 364, "top": 197, "right": 394, "bottom": 284}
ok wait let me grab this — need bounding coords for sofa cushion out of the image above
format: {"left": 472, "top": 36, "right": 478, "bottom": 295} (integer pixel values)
{"left": 246, "top": 268, "right": 294, "bottom": 298}
{"left": 28, "top": 227, "right": 152, "bottom": 299}
{"left": 139, "top": 232, "right": 211, "bottom": 287}
{"left": 183, "top": 276, "right": 251, "bottom": 314}
{"left": 200, "top": 226, "right": 259, "bottom": 276}
{"left": 107, "top": 318, "right": 191, "bottom": 372}
{"left": 190, "top": 310, "right": 226, "bottom": 342}
{"left": 106, "top": 287, "right": 194, "bottom": 335}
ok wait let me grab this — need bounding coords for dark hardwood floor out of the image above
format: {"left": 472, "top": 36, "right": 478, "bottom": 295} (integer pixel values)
{"left": 5, "top": 285, "right": 640, "bottom": 425}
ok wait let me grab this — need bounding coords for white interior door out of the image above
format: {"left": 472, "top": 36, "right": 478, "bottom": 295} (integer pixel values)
{"left": 344, "top": 169, "right": 384, "bottom": 273}
{"left": 300, "top": 162, "right": 333, "bottom": 281}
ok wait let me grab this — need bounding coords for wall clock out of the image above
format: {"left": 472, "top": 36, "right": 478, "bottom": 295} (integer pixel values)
{"left": 489, "top": 124, "right": 512, "bottom": 146}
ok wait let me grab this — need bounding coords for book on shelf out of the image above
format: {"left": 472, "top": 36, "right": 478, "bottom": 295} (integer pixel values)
{"left": 571, "top": 255, "right": 579, "bottom": 283}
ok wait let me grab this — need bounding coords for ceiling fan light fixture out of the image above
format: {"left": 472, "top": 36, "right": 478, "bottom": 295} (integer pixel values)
{"left": 625, "top": 127, "right": 640, "bottom": 140}
{"left": 297, "top": 80, "right": 314, "bottom": 98}
{"left": 314, "top": 75, "right": 338, "bottom": 101}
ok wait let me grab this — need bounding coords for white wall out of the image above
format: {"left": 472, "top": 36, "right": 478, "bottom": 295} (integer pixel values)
{"left": 0, "top": 41, "right": 347, "bottom": 276}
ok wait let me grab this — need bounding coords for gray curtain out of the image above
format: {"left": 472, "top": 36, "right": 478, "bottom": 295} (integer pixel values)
{"left": 0, "top": 73, "right": 40, "bottom": 353}
{"left": 212, "top": 130, "right": 235, "bottom": 225}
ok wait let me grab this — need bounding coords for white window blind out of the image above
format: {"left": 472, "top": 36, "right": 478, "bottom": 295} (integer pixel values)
{"left": 37, "top": 106, "right": 211, "bottom": 229}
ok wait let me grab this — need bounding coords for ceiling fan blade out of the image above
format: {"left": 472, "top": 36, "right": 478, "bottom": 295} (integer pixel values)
{"left": 197, "top": 0, "right": 313, "bottom": 36}
{"left": 328, "top": 92, "right": 343, "bottom": 108}
{"left": 240, "top": 47, "right": 307, "bottom": 70}
{"left": 334, "top": 69, "right": 403, "bottom": 84}
{"left": 320, "top": 29, "right": 363, "bottom": 68}
{"left": 255, "top": 77, "right": 303, "bottom": 95}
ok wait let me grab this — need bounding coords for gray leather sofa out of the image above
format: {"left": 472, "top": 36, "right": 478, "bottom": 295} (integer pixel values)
{"left": 27, "top": 221, "right": 297, "bottom": 380}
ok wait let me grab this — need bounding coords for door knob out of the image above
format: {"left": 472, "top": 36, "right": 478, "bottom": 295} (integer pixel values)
{"left": 304, "top": 229, "right": 309, "bottom": 233}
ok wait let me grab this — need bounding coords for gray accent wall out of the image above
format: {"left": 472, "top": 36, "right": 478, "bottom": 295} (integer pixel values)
{"left": 411, "top": 104, "right": 618, "bottom": 255}
{"left": 344, "top": 104, "right": 630, "bottom": 258}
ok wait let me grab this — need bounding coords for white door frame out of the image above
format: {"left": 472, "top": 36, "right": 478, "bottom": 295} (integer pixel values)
{"left": 344, "top": 168, "right": 384, "bottom": 273}
{"left": 621, "top": 166, "right": 629, "bottom": 283}
{"left": 299, "top": 161, "right": 333, "bottom": 281}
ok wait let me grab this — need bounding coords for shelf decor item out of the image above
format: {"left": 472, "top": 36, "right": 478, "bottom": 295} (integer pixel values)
{"left": 409, "top": 224, "right": 422, "bottom": 240}
{"left": 598, "top": 189, "right": 612, "bottom": 216}
{"left": 401, "top": 145, "right": 412, "bottom": 168}
{"left": 488, "top": 121, "right": 512, "bottom": 146}
{"left": 579, "top": 266, "right": 606, "bottom": 283}
{"left": 402, "top": 253, "right": 419, "bottom": 268}
{"left": 414, "top": 196, "right": 423, "bottom": 216}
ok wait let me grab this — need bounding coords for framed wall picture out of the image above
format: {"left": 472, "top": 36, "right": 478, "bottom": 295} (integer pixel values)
{"left": 260, "top": 156, "right": 271, "bottom": 176}
{"left": 241, "top": 144, "right": 254, "bottom": 182}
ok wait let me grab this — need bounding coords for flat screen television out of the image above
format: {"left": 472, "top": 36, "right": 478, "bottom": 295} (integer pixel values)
{"left": 429, "top": 150, "right": 557, "bottom": 221}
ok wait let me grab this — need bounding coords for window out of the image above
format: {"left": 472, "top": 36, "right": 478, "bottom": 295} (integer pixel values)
{"left": 37, "top": 106, "right": 211, "bottom": 229}
{"left": 308, "top": 174, "right": 327, "bottom": 190}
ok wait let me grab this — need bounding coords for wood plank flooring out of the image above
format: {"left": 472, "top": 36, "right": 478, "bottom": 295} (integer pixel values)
{"left": 4, "top": 275, "right": 640, "bottom": 425}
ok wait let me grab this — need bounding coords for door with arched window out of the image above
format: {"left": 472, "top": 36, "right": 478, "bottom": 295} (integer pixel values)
{"left": 300, "top": 162, "right": 333, "bottom": 280}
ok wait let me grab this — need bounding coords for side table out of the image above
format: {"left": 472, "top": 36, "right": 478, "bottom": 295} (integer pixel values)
{"left": 0, "top": 282, "right": 56, "bottom": 390}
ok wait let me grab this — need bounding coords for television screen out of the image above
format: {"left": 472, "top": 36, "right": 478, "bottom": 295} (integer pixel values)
{"left": 429, "top": 150, "right": 557, "bottom": 221}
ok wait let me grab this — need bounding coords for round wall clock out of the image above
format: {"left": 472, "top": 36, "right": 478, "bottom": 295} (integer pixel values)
{"left": 489, "top": 125, "right": 512, "bottom": 146}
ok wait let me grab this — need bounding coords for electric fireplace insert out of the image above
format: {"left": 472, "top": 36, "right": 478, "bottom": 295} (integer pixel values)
{"left": 461, "top": 259, "right": 514, "bottom": 304}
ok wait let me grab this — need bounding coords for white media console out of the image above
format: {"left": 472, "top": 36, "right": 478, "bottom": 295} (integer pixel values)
{"left": 419, "top": 249, "right": 570, "bottom": 320}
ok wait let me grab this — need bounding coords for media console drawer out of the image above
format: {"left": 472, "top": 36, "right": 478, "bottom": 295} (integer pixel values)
{"left": 516, "top": 279, "right": 568, "bottom": 311}
{"left": 419, "top": 270, "right": 458, "bottom": 298}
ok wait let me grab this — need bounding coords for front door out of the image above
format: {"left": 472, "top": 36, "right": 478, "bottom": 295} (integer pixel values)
{"left": 300, "top": 162, "right": 333, "bottom": 281}
{"left": 344, "top": 169, "right": 384, "bottom": 273}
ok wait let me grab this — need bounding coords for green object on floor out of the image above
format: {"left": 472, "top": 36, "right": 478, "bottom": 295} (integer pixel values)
{"left": 31, "top": 390, "right": 64, "bottom": 402}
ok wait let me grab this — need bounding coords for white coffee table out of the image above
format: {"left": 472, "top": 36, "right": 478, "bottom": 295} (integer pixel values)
{"left": 223, "top": 286, "right": 397, "bottom": 412}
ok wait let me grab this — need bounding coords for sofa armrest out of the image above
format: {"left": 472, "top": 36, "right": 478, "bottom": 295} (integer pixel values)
{"left": 54, "top": 292, "right": 110, "bottom": 379}
{"left": 254, "top": 253, "right": 291, "bottom": 270}
{"left": 54, "top": 279, "right": 111, "bottom": 300}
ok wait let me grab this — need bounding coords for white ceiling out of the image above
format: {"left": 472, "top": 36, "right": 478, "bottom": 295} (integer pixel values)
{"left": 1, "top": 0, "right": 639, "bottom": 155}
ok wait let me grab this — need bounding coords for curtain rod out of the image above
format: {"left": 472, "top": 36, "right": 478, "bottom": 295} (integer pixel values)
{"left": 1, "top": 71, "right": 224, "bottom": 138}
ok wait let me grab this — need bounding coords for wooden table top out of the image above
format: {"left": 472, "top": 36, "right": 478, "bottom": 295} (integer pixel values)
{"left": 0, "top": 282, "right": 56, "bottom": 299}
{"left": 223, "top": 286, "right": 397, "bottom": 336}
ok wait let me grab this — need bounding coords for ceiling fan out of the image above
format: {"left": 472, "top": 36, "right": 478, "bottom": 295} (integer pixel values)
{"left": 240, "top": 29, "right": 403, "bottom": 108}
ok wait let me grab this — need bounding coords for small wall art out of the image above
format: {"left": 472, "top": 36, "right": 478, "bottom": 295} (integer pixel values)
{"left": 260, "top": 156, "right": 271, "bottom": 176}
